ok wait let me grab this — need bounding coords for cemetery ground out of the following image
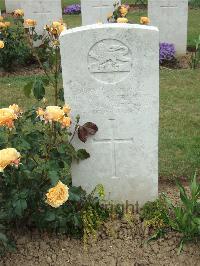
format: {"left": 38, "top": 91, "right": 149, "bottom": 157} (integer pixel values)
{"left": 0, "top": 2, "right": 200, "bottom": 266}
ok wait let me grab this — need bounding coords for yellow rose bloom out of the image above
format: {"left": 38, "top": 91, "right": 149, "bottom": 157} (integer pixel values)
{"left": 13, "top": 9, "right": 24, "bottom": 17}
{"left": 61, "top": 117, "right": 71, "bottom": 128}
{"left": 52, "top": 21, "right": 61, "bottom": 27}
{"left": 117, "top": 17, "right": 128, "bottom": 23}
{"left": 0, "top": 148, "right": 21, "bottom": 172}
{"left": 119, "top": 5, "right": 128, "bottom": 17}
{"left": 0, "top": 108, "right": 17, "bottom": 128}
{"left": 0, "top": 40, "right": 4, "bottom": 49}
{"left": 4, "top": 21, "right": 11, "bottom": 27}
{"left": 50, "top": 21, "right": 66, "bottom": 36}
{"left": 44, "top": 106, "right": 65, "bottom": 122}
{"left": 24, "top": 19, "right": 37, "bottom": 27}
{"left": 58, "top": 24, "right": 66, "bottom": 34}
{"left": 0, "top": 22, "right": 6, "bottom": 28}
{"left": 9, "top": 104, "right": 22, "bottom": 116}
{"left": 62, "top": 104, "right": 71, "bottom": 114}
{"left": 140, "top": 17, "right": 150, "bottom": 25}
{"left": 0, "top": 16, "right": 3, "bottom": 22}
{"left": 46, "top": 181, "right": 69, "bottom": 208}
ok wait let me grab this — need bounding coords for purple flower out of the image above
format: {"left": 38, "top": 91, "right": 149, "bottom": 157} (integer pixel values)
{"left": 159, "top": 43, "right": 176, "bottom": 64}
{"left": 63, "top": 4, "right": 81, "bottom": 15}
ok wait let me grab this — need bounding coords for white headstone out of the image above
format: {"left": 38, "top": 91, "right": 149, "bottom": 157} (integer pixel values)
{"left": 148, "top": 0, "right": 188, "bottom": 55}
{"left": 81, "top": 0, "right": 121, "bottom": 25}
{"left": 21, "top": 0, "right": 62, "bottom": 36}
{"left": 60, "top": 24, "right": 159, "bottom": 205}
{"left": 5, "top": 0, "right": 22, "bottom": 13}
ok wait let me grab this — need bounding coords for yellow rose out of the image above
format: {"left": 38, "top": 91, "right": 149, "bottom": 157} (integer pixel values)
{"left": 0, "top": 22, "right": 6, "bottom": 28}
{"left": 0, "top": 16, "right": 3, "bottom": 22}
{"left": 36, "top": 107, "right": 45, "bottom": 120}
{"left": 9, "top": 104, "right": 22, "bottom": 116}
{"left": 61, "top": 117, "right": 71, "bottom": 128}
{"left": 0, "top": 108, "right": 17, "bottom": 128}
{"left": 62, "top": 104, "right": 71, "bottom": 114}
{"left": 117, "top": 17, "right": 128, "bottom": 23}
{"left": 52, "top": 21, "right": 61, "bottom": 27}
{"left": 46, "top": 181, "right": 69, "bottom": 208}
{"left": 58, "top": 24, "right": 66, "bottom": 34}
{"left": 50, "top": 21, "right": 66, "bottom": 35}
{"left": 24, "top": 19, "right": 37, "bottom": 27}
{"left": 140, "top": 17, "right": 150, "bottom": 25}
{"left": 4, "top": 21, "right": 11, "bottom": 27}
{"left": 13, "top": 9, "right": 24, "bottom": 17}
{"left": 0, "top": 40, "right": 4, "bottom": 49}
{"left": 119, "top": 5, "right": 128, "bottom": 17}
{"left": 0, "top": 148, "right": 21, "bottom": 172}
{"left": 44, "top": 106, "right": 65, "bottom": 122}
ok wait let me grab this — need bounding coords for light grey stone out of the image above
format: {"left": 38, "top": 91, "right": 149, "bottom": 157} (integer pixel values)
{"left": 21, "top": 0, "right": 62, "bottom": 36}
{"left": 81, "top": 0, "right": 121, "bottom": 25}
{"left": 5, "top": 0, "right": 22, "bottom": 13}
{"left": 60, "top": 24, "right": 159, "bottom": 205}
{"left": 148, "top": 0, "right": 188, "bottom": 55}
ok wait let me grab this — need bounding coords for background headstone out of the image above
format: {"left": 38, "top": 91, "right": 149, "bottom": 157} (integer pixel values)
{"left": 148, "top": 0, "right": 188, "bottom": 55}
{"left": 21, "top": 0, "right": 62, "bottom": 36}
{"left": 5, "top": 0, "right": 22, "bottom": 13}
{"left": 60, "top": 24, "right": 159, "bottom": 205}
{"left": 81, "top": 0, "right": 121, "bottom": 25}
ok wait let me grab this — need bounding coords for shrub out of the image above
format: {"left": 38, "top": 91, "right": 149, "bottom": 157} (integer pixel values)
{"left": 163, "top": 174, "right": 200, "bottom": 253}
{"left": 190, "top": 34, "right": 200, "bottom": 69}
{"left": 189, "top": 0, "right": 200, "bottom": 8}
{"left": 0, "top": 12, "right": 109, "bottom": 256}
{"left": 159, "top": 43, "right": 176, "bottom": 64}
{"left": 143, "top": 174, "right": 200, "bottom": 253}
{"left": 0, "top": 19, "right": 32, "bottom": 71}
{"left": 63, "top": 4, "right": 81, "bottom": 15}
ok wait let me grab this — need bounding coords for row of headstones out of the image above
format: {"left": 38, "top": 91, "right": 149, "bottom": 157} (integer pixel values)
{"left": 5, "top": 0, "right": 188, "bottom": 55}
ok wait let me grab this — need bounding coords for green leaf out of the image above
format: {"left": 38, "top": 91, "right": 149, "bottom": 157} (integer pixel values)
{"left": 23, "top": 81, "right": 34, "bottom": 98}
{"left": 48, "top": 170, "right": 60, "bottom": 185}
{"left": 45, "top": 211, "right": 56, "bottom": 222}
{"left": 33, "top": 78, "right": 45, "bottom": 100}
{"left": 42, "top": 77, "right": 50, "bottom": 86}
{"left": 77, "top": 149, "right": 90, "bottom": 160}
{"left": 13, "top": 199, "right": 27, "bottom": 217}
{"left": 0, "top": 233, "right": 8, "bottom": 243}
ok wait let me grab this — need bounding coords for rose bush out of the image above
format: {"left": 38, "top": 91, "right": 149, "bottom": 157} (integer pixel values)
{"left": 0, "top": 11, "right": 109, "bottom": 256}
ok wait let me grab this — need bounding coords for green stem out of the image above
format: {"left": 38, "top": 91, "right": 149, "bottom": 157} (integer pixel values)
{"left": 54, "top": 47, "right": 59, "bottom": 105}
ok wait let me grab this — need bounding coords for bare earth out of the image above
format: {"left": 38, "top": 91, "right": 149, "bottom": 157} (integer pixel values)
{"left": 1, "top": 182, "right": 200, "bottom": 266}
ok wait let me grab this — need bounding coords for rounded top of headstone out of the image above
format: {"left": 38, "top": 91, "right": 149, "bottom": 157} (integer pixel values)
{"left": 60, "top": 23, "right": 159, "bottom": 38}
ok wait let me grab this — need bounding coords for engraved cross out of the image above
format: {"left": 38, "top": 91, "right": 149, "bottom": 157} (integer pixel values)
{"left": 93, "top": 119, "right": 133, "bottom": 178}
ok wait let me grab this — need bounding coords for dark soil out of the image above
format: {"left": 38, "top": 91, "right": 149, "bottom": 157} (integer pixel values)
{"left": 1, "top": 182, "right": 200, "bottom": 266}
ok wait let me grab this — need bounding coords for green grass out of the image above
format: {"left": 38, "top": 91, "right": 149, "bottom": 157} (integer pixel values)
{"left": 0, "top": 69, "right": 200, "bottom": 179}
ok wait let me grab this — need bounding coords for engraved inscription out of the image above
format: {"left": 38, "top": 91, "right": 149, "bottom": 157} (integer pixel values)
{"left": 88, "top": 39, "right": 132, "bottom": 84}
{"left": 93, "top": 119, "right": 133, "bottom": 178}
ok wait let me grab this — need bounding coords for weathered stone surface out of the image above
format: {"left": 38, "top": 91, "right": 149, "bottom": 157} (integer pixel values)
{"left": 60, "top": 24, "right": 159, "bottom": 205}
{"left": 5, "top": 0, "right": 22, "bottom": 13}
{"left": 81, "top": 0, "right": 121, "bottom": 25}
{"left": 148, "top": 0, "right": 188, "bottom": 55}
{"left": 21, "top": 0, "right": 62, "bottom": 36}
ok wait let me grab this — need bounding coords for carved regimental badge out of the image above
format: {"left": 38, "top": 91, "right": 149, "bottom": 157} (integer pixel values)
{"left": 88, "top": 39, "right": 132, "bottom": 84}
